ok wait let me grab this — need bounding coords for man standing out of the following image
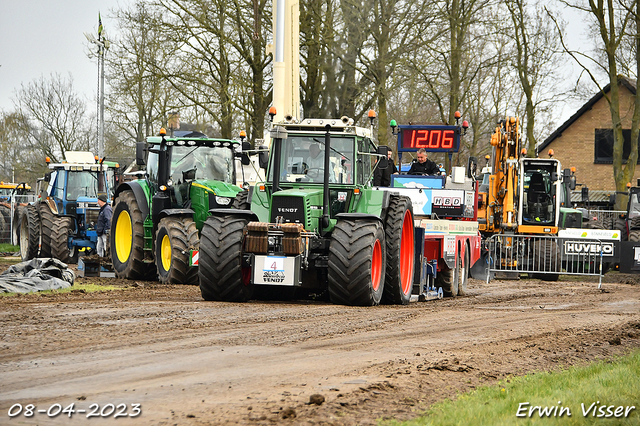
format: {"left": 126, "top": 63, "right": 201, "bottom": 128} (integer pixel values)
{"left": 373, "top": 149, "right": 398, "bottom": 186}
{"left": 408, "top": 148, "right": 440, "bottom": 175}
{"left": 96, "top": 194, "right": 112, "bottom": 258}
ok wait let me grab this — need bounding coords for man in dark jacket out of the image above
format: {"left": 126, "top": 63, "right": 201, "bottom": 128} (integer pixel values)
{"left": 408, "top": 148, "right": 440, "bottom": 175}
{"left": 373, "top": 149, "right": 398, "bottom": 186}
{"left": 96, "top": 194, "right": 112, "bottom": 257}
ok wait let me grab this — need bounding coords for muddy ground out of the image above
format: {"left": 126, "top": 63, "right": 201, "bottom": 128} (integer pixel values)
{"left": 1, "top": 261, "right": 639, "bottom": 425}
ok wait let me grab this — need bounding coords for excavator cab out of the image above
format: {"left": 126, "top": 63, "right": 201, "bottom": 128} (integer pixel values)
{"left": 520, "top": 160, "right": 559, "bottom": 227}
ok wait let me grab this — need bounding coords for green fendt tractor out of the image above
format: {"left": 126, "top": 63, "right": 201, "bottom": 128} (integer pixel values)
{"left": 111, "top": 129, "right": 256, "bottom": 284}
{"left": 198, "top": 111, "right": 418, "bottom": 306}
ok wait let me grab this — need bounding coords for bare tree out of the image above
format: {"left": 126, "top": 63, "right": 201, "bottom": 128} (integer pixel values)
{"left": 552, "top": 0, "right": 640, "bottom": 209}
{"left": 107, "top": 1, "right": 171, "bottom": 142}
{"left": 13, "top": 73, "right": 91, "bottom": 163}
{"left": 505, "top": 0, "right": 567, "bottom": 157}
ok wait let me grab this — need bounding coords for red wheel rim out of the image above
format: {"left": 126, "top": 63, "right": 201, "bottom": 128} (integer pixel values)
{"left": 400, "top": 210, "right": 414, "bottom": 295}
{"left": 371, "top": 239, "right": 382, "bottom": 291}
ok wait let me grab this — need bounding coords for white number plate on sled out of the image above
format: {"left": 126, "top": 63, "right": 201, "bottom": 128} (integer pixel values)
{"left": 253, "top": 255, "right": 299, "bottom": 286}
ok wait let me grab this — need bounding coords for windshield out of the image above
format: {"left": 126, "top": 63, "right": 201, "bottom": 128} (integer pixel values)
{"left": 66, "top": 171, "right": 104, "bottom": 201}
{"left": 268, "top": 135, "right": 355, "bottom": 184}
{"left": 170, "top": 145, "right": 235, "bottom": 184}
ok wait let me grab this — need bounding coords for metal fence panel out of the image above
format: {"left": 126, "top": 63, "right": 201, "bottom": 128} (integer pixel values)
{"left": 586, "top": 210, "right": 625, "bottom": 225}
{"left": 486, "top": 234, "right": 606, "bottom": 288}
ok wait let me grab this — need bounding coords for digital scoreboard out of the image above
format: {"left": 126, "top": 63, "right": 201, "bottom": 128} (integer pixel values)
{"left": 397, "top": 125, "right": 461, "bottom": 153}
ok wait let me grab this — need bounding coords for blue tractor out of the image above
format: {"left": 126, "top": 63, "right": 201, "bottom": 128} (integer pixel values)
{"left": 20, "top": 151, "right": 111, "bottom": 263}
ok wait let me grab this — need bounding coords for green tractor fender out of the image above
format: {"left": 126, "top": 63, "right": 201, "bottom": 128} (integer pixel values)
{"left": 114, "top": 181, "right": 151, "bottom": 221}
{"left": 158, "top": 208, "right": 196, "bottom": 222}
{"left": 208, "top": 208, "right": 260, "bottom": 222}
{"left": 335, "top": 213, "right": 384, "bottom": 223}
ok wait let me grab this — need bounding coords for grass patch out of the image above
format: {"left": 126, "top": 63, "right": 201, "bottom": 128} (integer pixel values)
{"left": 1, "top": 283, "right": 124, "bottom": 298}
{"left": 387, "top": 351, "right": 640, "bottom": 426}
{"left": 0, "top": 243, "right": 19, "bottom": 253}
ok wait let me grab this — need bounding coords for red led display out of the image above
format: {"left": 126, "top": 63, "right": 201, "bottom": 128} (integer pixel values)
{"left": 398, "top": 125, "right": 460, "bottom": 152}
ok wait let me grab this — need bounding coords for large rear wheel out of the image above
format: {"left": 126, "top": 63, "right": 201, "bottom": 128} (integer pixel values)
{"left": 51, "top": 216, "right": 78, "bottom": 264}
{"left": 328, "top": 220, "right": 386, "bottom": 306}
{"left": 199, "top": 215, "right": 253, "bottom": 301}
{"left": 20, "top": 204, "right": 40, "bottom": 261}
{"left": 111, "top": 191, "right": 154, "bottom": 280}
{"left": 38, "top": 202, "right": 54, "bottom": 258}
{"left": 155, "top": 216, "right": 199, "bottom": 285}
{"left": 382, "top": 196, "right": 415, "bottom": 305}
{"left": 232, "top": 190, "right": 250, "bottom": 210}
{"left": 12, "top": 205, "right": 25, "bottom": 246}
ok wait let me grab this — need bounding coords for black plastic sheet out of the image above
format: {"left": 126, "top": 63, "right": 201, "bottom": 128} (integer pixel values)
{"left": 0, "top": 258, "right": 75, "bottom": 293}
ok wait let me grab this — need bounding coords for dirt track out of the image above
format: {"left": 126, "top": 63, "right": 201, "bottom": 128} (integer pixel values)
{"left": 1, "top": 268, "right": 639, "bottom": 425}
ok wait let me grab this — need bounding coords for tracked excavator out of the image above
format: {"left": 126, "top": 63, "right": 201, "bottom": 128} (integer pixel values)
{"left": 471, "top": 117, "right": 616, "bottom": 280}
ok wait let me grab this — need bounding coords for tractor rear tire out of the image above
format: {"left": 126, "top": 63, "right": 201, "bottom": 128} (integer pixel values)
{"left": 51, "top": 216, "right": 78, "bottom": 264}
{"left": 382, "top": 195, "right": 414, "bottom": 305}
{"left": 20, "top": 204, "right": 40, "bottom": 261}
{"left": 232, "top": 190, "right": 250, "bottom": 210}
{"left": 436, "top": 265, "right": 457, "bottom": 297}
{"left": 457, "top": 244, "right": 470, "bottom": 296}
{"left": 111, "top": 191, "right": 153, "bottom": 280}
{"left": 614, "top": 217, "right": 628, "bottom": 241}
{"left": 531, "top": 239, "right": 560, "bottom": 281}
{"left": 12, "top": 206, "right": 24, "bottom": 246}
{"left": 0, "top": 205, "right": 9, "bottom": 243}
{"left": 0, "top": 212, "right": 6, "bottom": 243}
{"left": 629, "top": 229, "right": 640, "bottom": 242}
{"left": 199, "top": 215, "right": 253, "bottom": 301}
{"left": 155, "top": 216, "right": 199, "bottom": 285}
{"left": 38, "top": 203, "right": 54, "bottom": 258}
{"left": 328, "top": 219, "right": 386, "bottom": 306}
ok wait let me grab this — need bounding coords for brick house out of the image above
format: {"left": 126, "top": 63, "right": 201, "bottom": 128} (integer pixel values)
{"left": 538, "top": 76, "right": 640, "bottom": 201}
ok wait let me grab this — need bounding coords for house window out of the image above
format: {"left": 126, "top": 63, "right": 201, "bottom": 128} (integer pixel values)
{"left": 594, "top": 128, "right": 640, "bottom": 164}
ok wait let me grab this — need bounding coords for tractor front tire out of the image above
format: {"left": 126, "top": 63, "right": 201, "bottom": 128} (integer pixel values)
{"left": 111, "top": 191, "right": 153, "bottom": 280}
{"left": 20, "top": 204, "right": 40, "bottom": 261}
{"left": 38, "top": 202, "right": 54, "bottom": 258}
{"left": 51, "top": 216, "right": 78, "bottom": 264}
{"left": 382, "top": 195, "right": 414, "bottom": 305}
{"left": 199, "top": 215, "right": 253, "bottom": 301}
{"left": 328, "top": 220, "right": 386, "bottom": 306}
{"left": 155, "top": 216, "right": 199, "bottom": 285}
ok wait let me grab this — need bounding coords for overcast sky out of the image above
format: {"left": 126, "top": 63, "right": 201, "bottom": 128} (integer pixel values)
{"left": 0, "top": 1, "right": 593, "bottom": 123}
{"left": 0, "top": 0, "right": 128, "bottom": 112}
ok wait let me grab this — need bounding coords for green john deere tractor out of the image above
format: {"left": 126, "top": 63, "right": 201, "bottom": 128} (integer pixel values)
{"left": 111, "top": 130, "right": 256, "bottom": 284}
{"left": 197, "top": 113, "right": 417, "bottom": 306}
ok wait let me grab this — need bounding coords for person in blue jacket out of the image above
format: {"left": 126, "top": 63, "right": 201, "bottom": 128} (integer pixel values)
{"left": 96, "top": 194, "right": 112, "bottom": 257}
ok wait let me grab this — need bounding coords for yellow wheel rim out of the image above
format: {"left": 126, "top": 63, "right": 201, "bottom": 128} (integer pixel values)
{"left": 115, "top": 210, "right": 132, "bottom": 263}
{"left": 161, "top": 233, "right": 172, "bottom": 272}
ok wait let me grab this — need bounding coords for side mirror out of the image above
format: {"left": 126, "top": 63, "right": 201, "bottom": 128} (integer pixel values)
{"left": 136, "top": 142, "right": 147, "bottom": 166}
{"left": 258, "top": 145, "right": 269, "bottom": 170}
{"left": 44, "top": 172, "right": 51, "bottom": 183}
{"left": 569, "top": 176, "right": 576, "bottom": 191}
{"left": 240, "top": 141, "right": 252, "bottom": 166}
{"left": 376, "top": 146, "right": 389, "bottom": 169}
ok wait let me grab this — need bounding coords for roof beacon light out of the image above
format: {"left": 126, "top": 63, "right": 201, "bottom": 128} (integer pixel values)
{"left": 548, "top": 149, "right": 554, "bottom": 158}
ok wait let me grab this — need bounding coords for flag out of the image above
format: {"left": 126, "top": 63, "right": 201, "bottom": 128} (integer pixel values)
{"left": 98, "top": 13, "right": 103, "bottom": 41}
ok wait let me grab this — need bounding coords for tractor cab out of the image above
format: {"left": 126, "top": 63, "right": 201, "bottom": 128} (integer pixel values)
{"left": 139, "top": 133, "right": 242, "bottom": 230}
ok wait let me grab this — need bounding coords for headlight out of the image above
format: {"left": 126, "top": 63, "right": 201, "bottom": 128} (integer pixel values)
{"left": 215, "top": 196, "right": 231, "bottom": 205}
